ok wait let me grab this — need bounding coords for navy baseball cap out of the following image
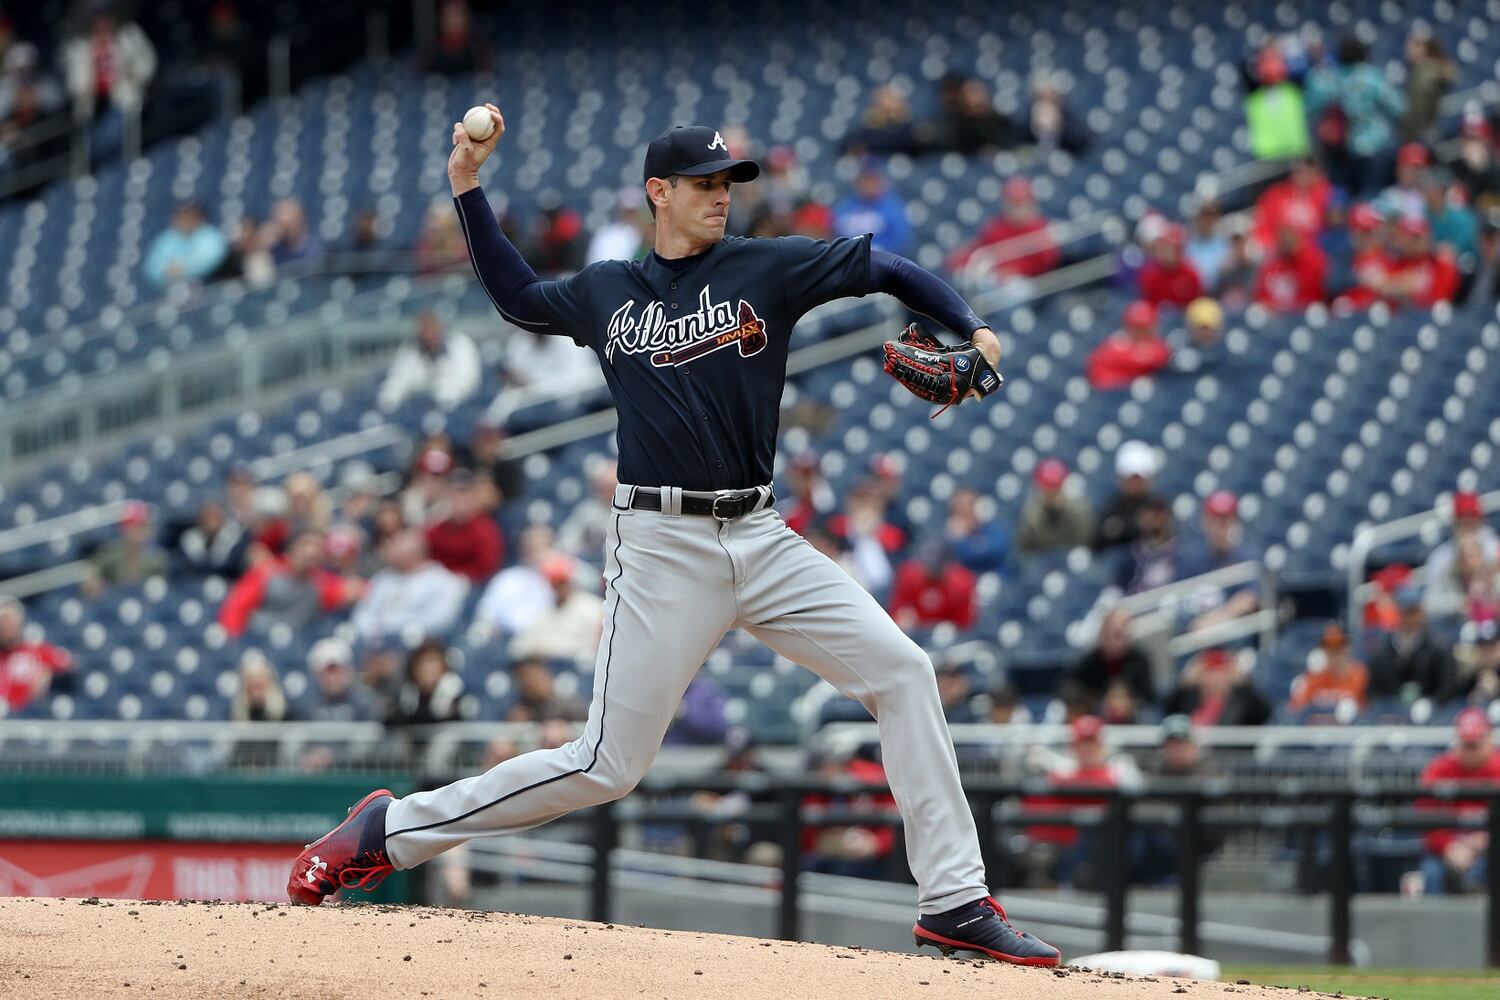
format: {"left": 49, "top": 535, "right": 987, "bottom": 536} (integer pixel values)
{"left": 643, "top": 126, "right": 760, "bottom": 184}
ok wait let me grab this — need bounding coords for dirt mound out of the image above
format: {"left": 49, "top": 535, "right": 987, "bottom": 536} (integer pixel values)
{"left": 2, "top": 896, "right": 1329, "bottom": 1000}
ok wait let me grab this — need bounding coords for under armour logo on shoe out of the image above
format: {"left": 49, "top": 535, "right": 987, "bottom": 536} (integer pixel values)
{"left": 708, "top": 131, "right": 728, "bottom": 151}
{"left": 305, "top": 857, "right": 329, "bottom": 884}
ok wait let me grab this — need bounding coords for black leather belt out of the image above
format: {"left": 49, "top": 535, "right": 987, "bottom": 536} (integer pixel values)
{"left": 628, "top": 487, "right": 774, "bottom": 521}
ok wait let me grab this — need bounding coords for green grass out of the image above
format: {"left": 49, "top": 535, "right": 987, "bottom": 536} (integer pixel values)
{"left": 1223, "top": 965, "right": 1500, "bottom": 1000}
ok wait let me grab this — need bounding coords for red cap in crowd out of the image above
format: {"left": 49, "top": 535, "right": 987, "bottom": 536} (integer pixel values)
{"left": 1200, "top": 648, "right": 1233, "bottom": 671}
{"left": 1157, "top": 224, "right": 1187, "bottom": 247}
{"left": 1034, "top": 458, "right": 1069, "bottom": 490}
{"left": 1204, "top": 490, "right": 1239, "bottom": 518}
{"left": 540, "top": 554, "right": 576, "bottom": 585}
{"left": 1454, "top": 491, "right": 1483, "bottom": 520}
{"left": 1123, "top": 300, "right": 1158, "bottom": 330}
{"left": 1397, "top": 215, "right": 1430, "bottom": 238}
{"left": 1071, "top": 715, "right": 1105, "bottom": 743}
{"left": 1456, "top": 707, "right": 1492, "bottom": 745}
{"left": 1397, "top": 143, "right": 1431, "bottom": 169}
{"left": 1348, "top": 204, "right": 1381, "bottom": 233}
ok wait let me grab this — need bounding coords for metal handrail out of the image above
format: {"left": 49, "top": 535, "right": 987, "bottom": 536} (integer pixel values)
{"left": 957, "top": 209, "right": 1119, "bottom": 286}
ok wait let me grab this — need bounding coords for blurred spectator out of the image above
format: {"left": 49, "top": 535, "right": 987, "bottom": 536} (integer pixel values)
{"left": 1244, "top": 46, "right": 1310, "bottom": 161}
{"left": 1305, "top": 35, "right": 1405, "bottom": 196}
{"left": 1215, "top": 230, "right": 1258, "bottom": 311}
{"left": 425, "top": 471, "right": 503, "bottom": 583}
{"left": 218, "top": 529, "right": 361, "bottom": 637}
{"left": 1018, "top": 458, "right": 1094, "bottom": 554}
{"left": 531, "top": 200, "right": 587, "bottom": 274}
{"left": 1425, "top": 174, "right": 1480, "bottom": 261}
{"left": 586, "top": 188, "right": 648, "bottom": 264}
{"left": 350, "top": 528, "right": 468, "bottom": 646}
{"left": 400, "top": 447, "right": 453, "bottom": 527}
{"left": 558, "top": 460, "right": 617, "bottom": 558}
{"left": 211, "top": 215, "right": 275, "bottom": 287}
{"left": 1454, "top": 118, "right": 1500, "bottom": 213}
{"left": 259, "top": 198, "right": 320, "bottom": 266}
{"left": 778, "top": 452, "right": 835, "bottom": 537}
{"left": 1252, "top": 158, "right": 1331, "bottom": 252}
{"left": 833, "top": 163, "right": 910, "bottom": 255}
{"left": 378, "top": 311, "right": 482, "bottom": 411}
{"left": 1429, "top": 533, "right": 1500, "bottom": 628}
{"left": 502, "top": 326, "right": 597, "bottom": 394}
{"left": 1384, "top": 143, "right": 1431, "bottom": 221}
{"left": 1086, "top": 300, "right": 1171, "bottom": 390}
{"left": 934, "top": 75, "right": 1015, "bottom": 155}
{"left": 1185, "top": 200, "right": 1230, "bottom": 292}
{"left": 843, "top": 84, "right": 926, "bottom": 157}
{"left": 419, "top": 0, "right": 493, "bottom": 75}
{"left": 349, "top": 207, "right": 382, "bottom": 251}
{"left": 175, "top": 496, "right": 247, "bottom": 577}
{"left": 224, "top": 464, "right": 259, "bottom": 532}
{"left": 0, "top": 596, "right": 71, "bottom": 713}
{"left": 1399, "top": 29, "right": 1456, "bottom": 146}
{"left": 756, "top": 144, "right": 810, "bottom": 220}
{"left": 1167, "top": 297, "right": 1227, "bottom": 374}
{"left": 1163, "top": 648, "right": 1272, "bottom": 726}
{"left": 1425, "top": 492, "right": 1499, "bottom": 619}
{"left": 1416, "top": 708, "right": 1500, "bottom": 894}
{"left": 787, "top": 198, "right": 835, "bottom": 240}
{"left": 1099, "top": 677, "right": 1147, "bottom": 725}
{"left": 0, "top": 20, "right": 63, "bottom": 123}
{"left": 948, "top": 177, "right": 1059, "bottom": 283}
{"left": 84, "top": 501, "right": 167, "bottom": 596}
{"left": 935, "top": 662, "right": 977, "bottom": 724}
{"left": 475, "top": 523, "right": 561, "bottom": 636}
{"left": 1369, "top": 584, "right": 1457, "bottom": 703}
{"left": 1093, "top": 441, "right": 1163, "bottom": 551}
{"left": 0, "top": 66, "right": 66, "bottom": 176}
{"left": 300, "top": 638, "right": 380, "bottom": 724}
{"left": 230, "top": 649, "right": 289, "bottom": 722}
{"left": 253, "top": 470, "right": 332, "bottom": 556}
{"left": 1026, "top": 74, "right": 1088, "bottom": 153}
{"left": 389, "top": 639, "right": 466, "bottom": 726}
{"left": 983, "top": 681, "right": 1033, "bottom": 726}
{"left": 888, "top": 538, "right": 976, "bottom": 630}
{"left": 1023, "top": 716, "right": 1137, "bottom": 888}
{"left": 1137, "top": 225, "right": 1204, "bottom": 307}
{"left": 511, "top": 555, "right": 604, "bottom": 662}
{"left": 803, "top": 750, "right": 898, "bottom": 880}
{"left": 61, "top": 3, "right": 156, "bottom": 161}
{"left": 827, "top": 479, "right": 903, "bottom": 596}
{"left": 1149, "top": 715, "right": 1220, "bottom": 779}
{"left": 324, "top": 523, "right": 367, "bottom": 579}
{"left": 944, "top": 486, "right": 1009, "bottom": 576}
{"left": 1378, "top": 217, "right": 1459, "bottom": 308}
{"left": 143, "top": 202, "right": 228, "bottom": 288}
{"left": 1288, "top": 622, "right": 1370, "bottom": 713}
{"left": 1454, "top": 619, "right": 1500, "bottom": 705}
{"left": 1337, "top": 203, "right": 1392, "bottom": 308}
{"left": 414, "top": 201, "right": 469, "bottom": 274}
{"left": 461, "top": 416, "right": 524, "bottom": 509}
{"left": 665, "top": 676, "right": 730, "bottom": 745}
{"left": 1117, "top": 495, "right": 1178, "bottom": 596}
{"left": 506, "top": 657, "right": 588, "bottom": 723}
{"left": 1133, "top": 715, "right": 1224, "bottom": 884}
{"left": 1067, "top": 608, "right": 1155, "bottom": 707}
{"left": 1178, "top": 492, "right": 1262, "bottom": 633}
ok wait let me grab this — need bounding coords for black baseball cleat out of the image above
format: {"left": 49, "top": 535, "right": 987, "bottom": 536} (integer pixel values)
{"left": 913, "top": 896, "right": 1062, "bottom": 967}
{"left": 287, "top": 789, "right": 395, "bottom": 905}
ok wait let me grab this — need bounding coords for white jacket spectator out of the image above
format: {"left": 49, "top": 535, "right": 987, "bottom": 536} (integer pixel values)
{"left": 379, "top": 311, "right": 481, "bottom": 411}
{"left": 351, "top": 529, "right": 468, "bottom": 645}
{"left": 502, "top": 329, "right": 597, "bottom": 392}
{"left": 473, "top": 523, "right": 569, "bottom": 636}
{"left": 511, "top": 556, "right": 604, "bottom": 662}
{"left": 61, "top": 10, "right": 156, "bottom": 119}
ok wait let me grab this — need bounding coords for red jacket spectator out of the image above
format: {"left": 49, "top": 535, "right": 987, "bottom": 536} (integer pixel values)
{"left": 1254, "top": 230, "right": 1328, "bottom": 311}
{"left": 1341, "top": 246, "right": 1395, "bottom": 310}
{"left": 424, "top": 473, "right": 504, "bottom": 583}
{"left": 1418, "top": 709, "right": 1500, "bottom": 856}
{"left": 801, "top": 755, "right": 898, "bottom": 858}
{"left": 0, "top": 597, "right": 71, "bottom": 711}
{"left": 1086, "top": 300, "right": 1171, "bottom": 389}
{"left": 1025, "top": 716, "right": 1118, "bottom": 848}
{"left": 1252, "top": 160, "right": 1332, "bottom": 251}
{"left": 1137, "top": 226, "right": 1204, "bottom": 307}
{"left": 218, "top": 532, "right": 354, "bottom": 637}
{"left": 949, "top": 179, "right": 1060, "bottom": 280}
{"left": 888, "top": 545, "right": 976, "bottom": 629}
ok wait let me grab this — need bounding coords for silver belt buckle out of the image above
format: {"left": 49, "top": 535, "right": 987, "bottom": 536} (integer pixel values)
{"left": 710, "top": 491, "right": 741, "bottom": 522}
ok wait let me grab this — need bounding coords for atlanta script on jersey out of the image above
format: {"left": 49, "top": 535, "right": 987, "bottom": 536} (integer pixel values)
{"left": 604, "top": 285, "right": 768, "bottom": 367}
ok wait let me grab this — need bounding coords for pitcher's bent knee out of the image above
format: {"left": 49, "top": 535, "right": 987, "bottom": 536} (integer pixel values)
{"left": 869, "top": 642, "right": 937, "bottom": 703}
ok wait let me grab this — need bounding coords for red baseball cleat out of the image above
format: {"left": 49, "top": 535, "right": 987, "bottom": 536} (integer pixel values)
{"left": 287, "top": 789, "right": 395, "bottom": 905}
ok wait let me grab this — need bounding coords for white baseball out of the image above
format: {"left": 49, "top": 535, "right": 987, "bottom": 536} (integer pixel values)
{"left": 463, "top": 106, "right": 495, "bottom": 141}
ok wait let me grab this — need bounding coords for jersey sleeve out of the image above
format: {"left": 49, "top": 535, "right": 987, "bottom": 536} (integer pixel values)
{"left": 776, "top": 233, "right": 873, "bottom": 320}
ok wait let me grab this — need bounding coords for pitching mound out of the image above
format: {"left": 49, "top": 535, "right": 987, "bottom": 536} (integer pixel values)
{"left": 3, "top": 896, "right": 1339, "bottom": 1000}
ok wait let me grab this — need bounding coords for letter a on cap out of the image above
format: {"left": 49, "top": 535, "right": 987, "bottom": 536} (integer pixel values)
{"left": 709, "top": 131, "right": 728, "bottom": 151}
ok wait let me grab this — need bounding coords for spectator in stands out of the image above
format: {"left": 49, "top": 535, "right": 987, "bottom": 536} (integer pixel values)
{"left": 461, "top": 415, "right": 523, "bottom": 510}
{"left": 83, "top": 500, "right": 168, "bottom": 596}
{"left": 1025, "top": 73, "right": 1088, "bottom": 153}
{"left": 378, "top": 310, "right": 482, "bottom": 412}
{"left": 1288, "top": 622, "right": 1370, "bottom": 714}
{"left": 143, "top": 202, "right": 228, "bottom": 288}
{"left": 350, "top": 528, "right": 468, "bottom": 646}
{"left": 935, "top": 661, "right": 977, "bottom": 724}
{"left": 1137, "top": 225, "right": 1204, "bottom": 307}
{"left": 218, "top": 529, "right": 361, "bottom": 637}
{"left": 300, "top": 638, "right": 380, "bottom": 724}
{"left": 1150, "top": 715, "right": 1219, "bottom": 779}
{"left": 586, "top": 188, "right": 648, "bottom": 264}
{"left": 0, "top": 64, "right": 66, "bottom": 176}
{"left": 175, "top": 496, "right": 247, "bottom": 577}
{"left": 833, "top": 163, "right": 910, "bottom": 255}
{"left": 983, "top": 681, "right": 1032, "bottom": 726}
{"left": 1370, "top": 584, "right": 1457, "bottom": 704}
{"left": 502, "top": 326, "right": 596, "bottom": 395}
{"left": 389, "top": 639, "right": 466, "bottom": 726}
{"left": 944, "top": 486, "right": 1009, "bottom": 576}
{"left": 1132, "top": 715, "right": 1224, "bottom": 884}
{"left": 1093, "top": 441, "right": 1163, "bottom": 551}
{"left": 1085, "top": 300, "right": 1171, "bottom": 390}
{"left": 1425, "top": 492, "right": 1499, "bottom": 621}
{"left": 948, "top": 177, "right": 1060, "bottom": 285}
{"left": 1167, "top": 297, "right": 1227, "bottom": 375}
{"left": 1215, "top": 229, "right": 1258, "bottom": 311}
{"left": 0, "top": 595, "right": 71, "bottom": 713}
{"left": 511, "top": 555, "right": 604, "bottom": 662}
{"left": 1117, "top": 495, "right": 1178, "bottom": 596}
{"left": 888, "top": 538, "right": 976, "bottom": 630}
{"left": 230, "top": 650, "right": 289, "bottom": 722}
{"left": 1454, "top": 118, "right": 1500, "bottom": 213}
{"left": 414, "top": 201, "right": 469, "bottom": 274}
{"left": 324, "top": 522, "right": 367, "bottom": 579}
{"left": 803, "top": 748, "right": 898, "bottom": 880}
{"left": 934, "top": 75, "right": 1015, "bottom": 156}
{"left": 1185, "top": 199, "right": 1230, "bottom": 293}
{"left": 1400, "top": 28, "right": 1456, "bottom": 146}
{"left": 506, "top": 657, "right": 589, "bottom": 723}
{"left": 1024, "top": 716, "right": 1137, "bottom": 888}
{"left": 778, "top": 452, "right": 835, "bottom": 537}
{"left": 1378, "top": 217, "right": 1460, "bottom": 308}
{"left": 0, "top": 21, "right": 62, "bottom": 127}
{"left": 212, "top": 214, "right": 275, "bottom": 287}
{"left": 1067, "top": 608, "right": 1155, "bottom": 708}
{"left": 1163, "top": 648, "right": 1272, "bottom": 726}
{"left": 1018, "top": 458, "right": 1094, "bottom": 555}
{"left": 425, "top": 471, "right": 503, "bottom": 584}
{"left": 1305, "top": 35, "right": 1405, "bottom": 196}
{"left": 827, "top": 479, "right": 901, "bottom": 597}
{"left": 1335, "top": 202, "right": 1391, "bottom": 308}
{"left": 665, "top": 676, "right": 730, "bottom": 745}
{"left": 475, "top": 523, "right": 562, "bottom": 637}
{"left": 1425, "top": 173, "right": 1480, "bottom": 262}
{"left": 1417, "top": 708, "right": 1500, "bottom": 894}
{"left": 1384, "top": 143, "right": 1431, "bottom": 221}
{"left": 61, "top": 3, "right": 156, "bottom": 162}
{"left": 558, "top": 459, "right": 617, "bottom": 558}
{"left": 259, "top": 197, "right": 320, "bottom": 266}
{"left": 530, "top": 199, "right": 587, "bottom": 274}
{"left": 224, "top": 464, "right": 259, "bottom": 535}
{"left": 419, "top": 0, "right": 493, "bottom": 75}
{"left": 1252, "top": 158, "right": 1331, "bottom": 252}
{"left": 843, "top": 84, "right": 927, "bottom": 157}
{"left": 251, "top": 470, "right": 330, "bottom": 557}
{"left": 399, "top": 447, "right": 453, "bottom": 527}
{"left": 1243, "top": 46, "right": 1310, "bottom": 162}
{"left": 1178, "top": 491, "right": 1262, "bottom": 633}
{"left": 1454, "top": 618, "right": 1500, "bottom": 705}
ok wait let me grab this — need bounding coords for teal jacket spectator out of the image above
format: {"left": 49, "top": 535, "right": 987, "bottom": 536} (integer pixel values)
{"left": 1305, "top": 45, "right": 1405, "bottom": 159}
{"left": 1426, "top": 180, "right": 1480, "bottom": 259}
{"left": 144, "top": 203, "right": 229, "bottom": 287}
